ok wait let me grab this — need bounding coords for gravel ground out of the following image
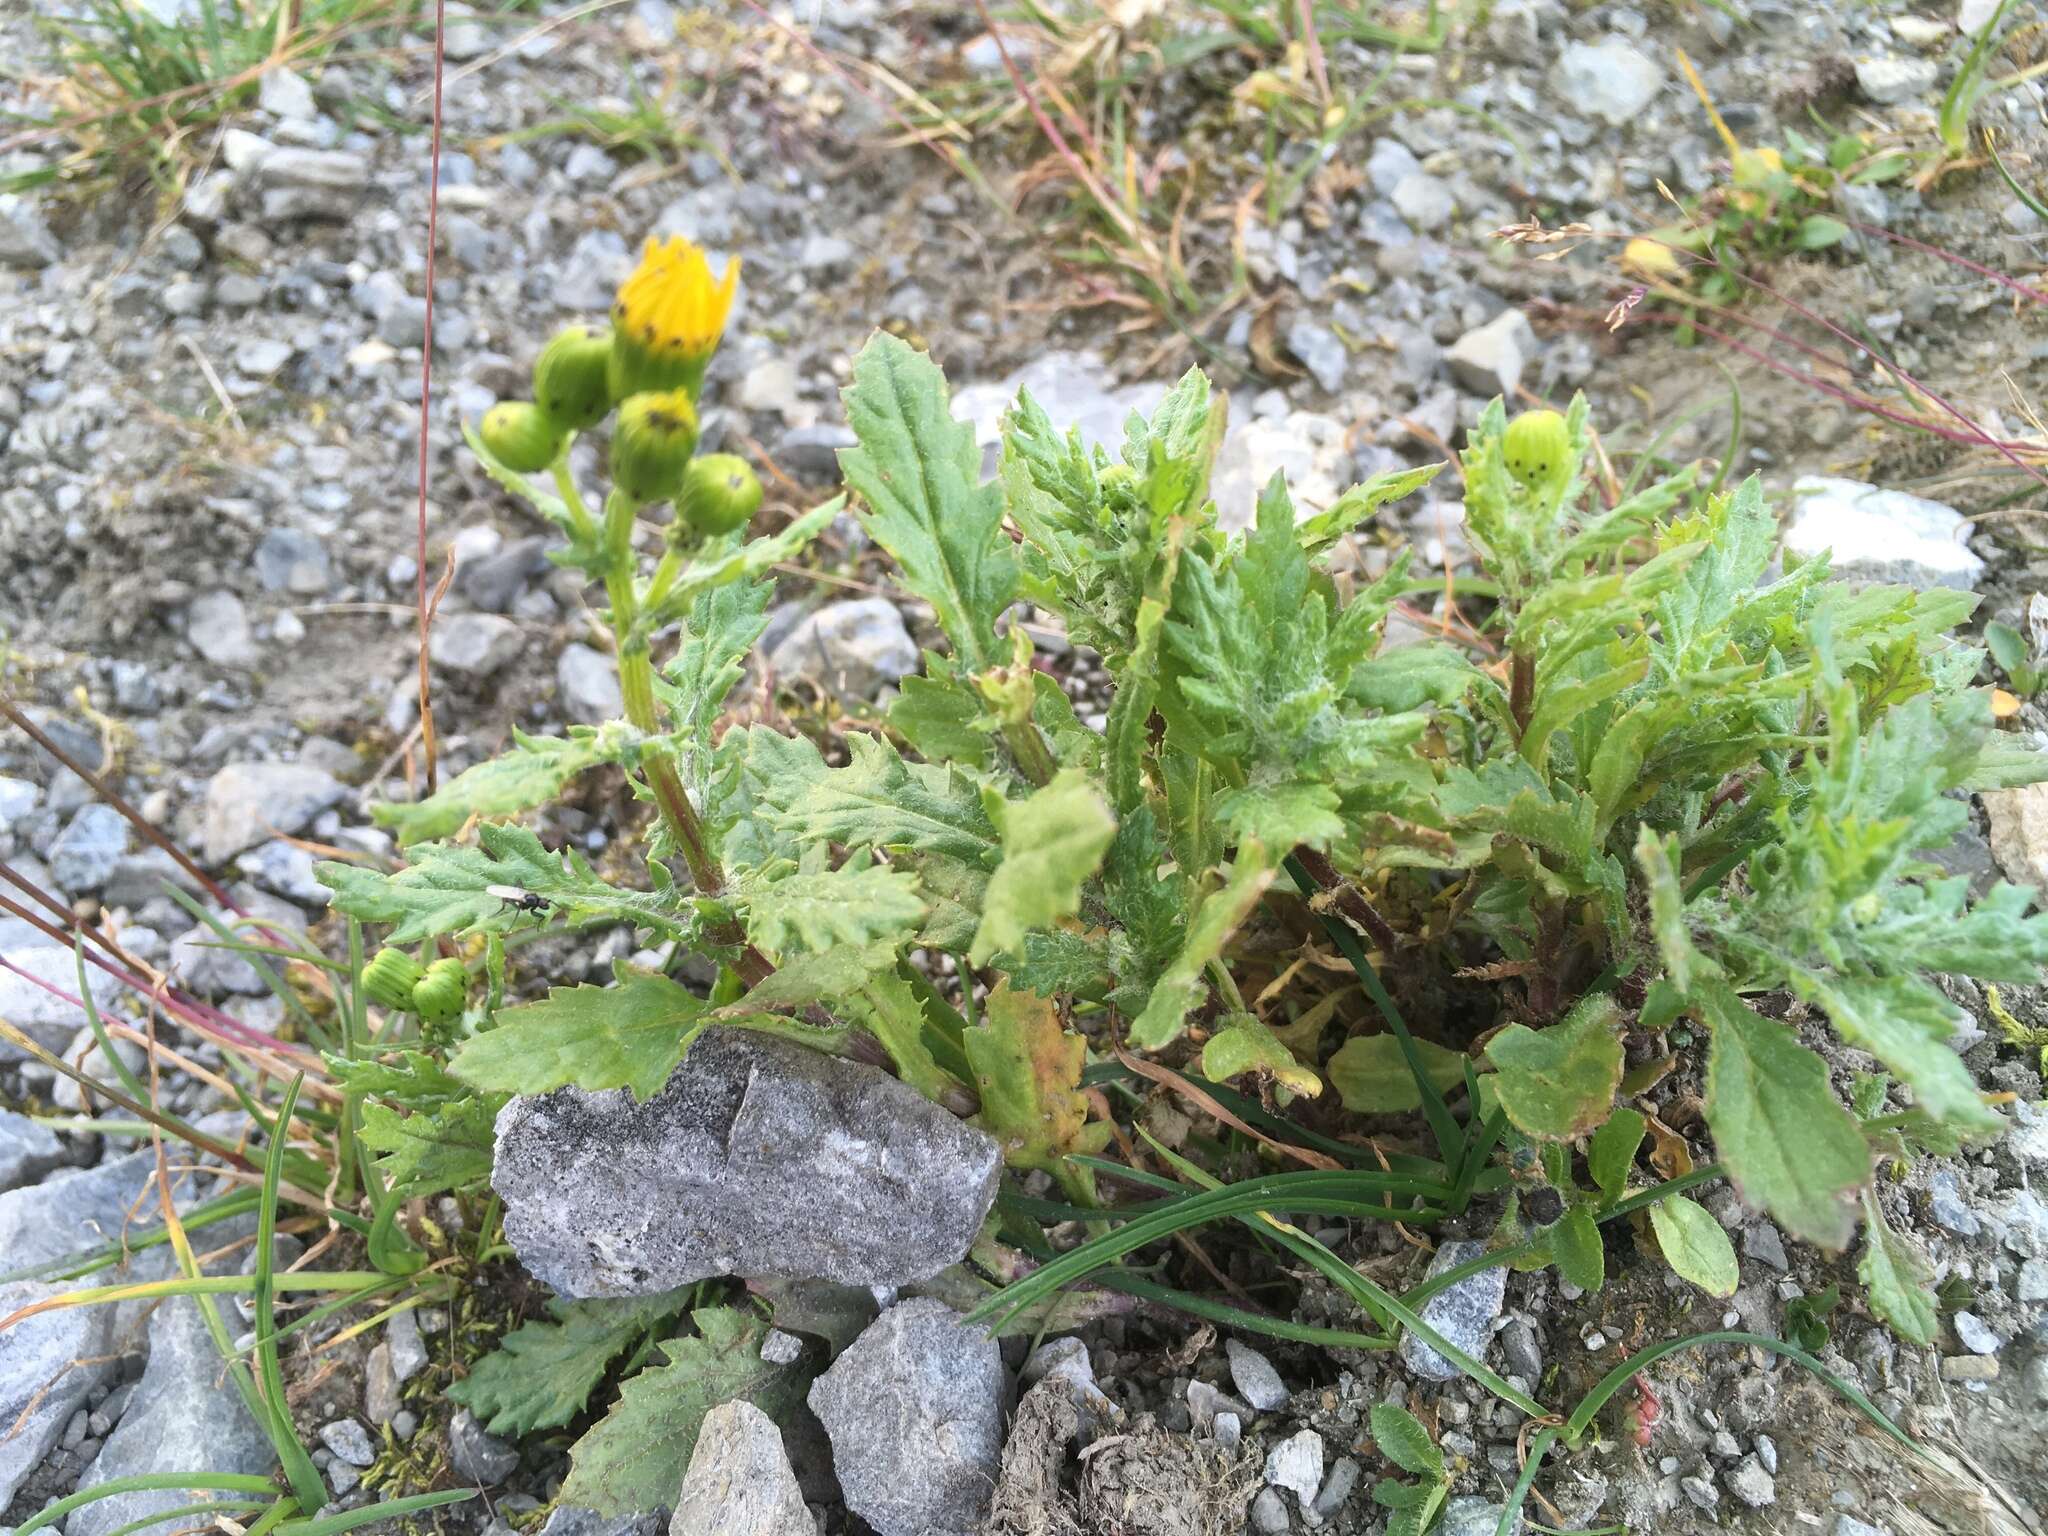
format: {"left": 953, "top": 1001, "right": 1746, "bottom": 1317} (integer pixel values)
{"left": 3, "top": 1, "right": 2047, "bottom": 1532}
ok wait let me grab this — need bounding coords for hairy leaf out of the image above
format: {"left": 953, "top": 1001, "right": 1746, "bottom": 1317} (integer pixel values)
{"left": 450, "top": 1291, "right": 690, "bottom": 1436}
{"left": 841, "top": 334, "right": 1016, "bottom": 670}
{"left": 744, "top": 862, "right": 927, "bottom": 961}
{"left": 451, "top": 971, "right": 712, "bottom": 1100}
{"left": 1648, "top": 1194, "right": 1739, "bottom": 1298}
{"left": 1698, "top": 980, "right": 1869, "bottom": 1249}
{"left": 970, "top": 770, "right": 1117, "bottom": 964}
{"left": 1129, "top": 846, "right": 1276, "bottom": 1050}
{"left": 964, "top": 982, "right": 1109, "bottom": 1177}
{"left": 1368, "top": 1402, "right": 1443, "bottom": 1480}
{"left": 357, "top": 1096, "right": 498, "bottom": 1194}
{"left": 1587, "top": 1107, "right": 1646, "bottom": 1202}
{"left": 1857, "top": 1189, "right": 1938, "bottom": 1345}
{"left": 1200, "top": 1014, "right": 1322, "bottom": 1098}
{"left": 374, "top": 726, "right": 630, "bottom": 846}
{"left": 560, "top": 1307, "right": 805, "bottom": 1517}
{"left": 318, "top": 823, "right": 683, "bottom": 946}
{"left": 1550, "top": 1205, "right": 1606, "bottom": 1292}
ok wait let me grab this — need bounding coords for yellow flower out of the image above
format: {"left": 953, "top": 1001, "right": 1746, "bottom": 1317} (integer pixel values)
{"left": 608, "top": 236, "right": 739, "bottom": 402}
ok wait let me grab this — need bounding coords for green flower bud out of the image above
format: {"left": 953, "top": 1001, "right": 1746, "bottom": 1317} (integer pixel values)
{"left": 1502, "top": 408, "right": 1572, "bottom": 491}
{"left": 411, "top": 957, "right": 468, "bottom": 1025}
{"left": 609, "top": 389, "right": 699, "bottom": 504}
{"left": 479, "top": 401, "right": 565, "bottom": 474}
{"left": 676, "top": 454, "right": 762, "bottom": 539}
{"left": 361, "top": 947, "right": 422, "bottom": 1013}
{"left": 534, "top": 326, "right": 614, "bottom": 432}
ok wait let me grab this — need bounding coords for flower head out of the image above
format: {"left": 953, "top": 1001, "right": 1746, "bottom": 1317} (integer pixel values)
{"left": 610, "top": 388, "right": 700, "bottom": 504}
{"left": 609, "top": 236, "right": 739, "bottom": 401}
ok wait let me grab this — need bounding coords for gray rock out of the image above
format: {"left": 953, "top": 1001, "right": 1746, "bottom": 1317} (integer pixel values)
{"left": 50, "top": 803, "right": 129, "bottom": 892}
{"left": 462, "top": 536, "right": 550, "bottom": 613}
{"left": 798, "top": 233, "right": 856, "bottom": 276}
{"left": 1499, "top": 1316, "right": 1544, "bottom": 1381}
{"left": 558, "top": 643, "right": 624, "bottom": 725}
{"left": 1742, "top": 1222, "right": 1788, "bottom": 1271}
{"left": 63, "top": 1297, "right": 277, "bottom": 1536}
{"left": 1953, "top": 1311, "right": 2001, "bottom": 1355}
{"left": 258, "top": 65, "right": 316, "bottom": 119}
{"left": 49, "top": 1027, "right": 146, "bottom": 1115}
{"left": 388, "top": 1306, "right": 428, "bottom": 1381}
{"left": 774, "top": 423, "right": 857, "bottom": 482}
{"left": 0, "top": 1108, "right": 65, "bottom": 1192}
{"left": 202, "top": 761, "right": 346, "bottom": 865}
{"left": 320, "top": 1417, "right": 377, "bottom": 1466}
{"left": 1727, "top": 1455, "right": 1776, "bottom": 1508}
{"left": 766, "top": 598, "right": 918, "bottom": 702}
{"left": 237, "top": 840, "right": 329, "bottom": 907}
{"left": 1286, "top": 317, "right": 1348, "bottom": 393}
{"left": 254, "top": 147, "right": 368, "bottom": 220}
{"left": 951, "top": 351, "right": 1170, "bottom": 469}
{"left": 2018, "top": 1258, "right": 2048, "bottom": 1302}
{"left": 169, "top": 922, "right": 267, "bottom": 997}
{"left": 492, "top": 1032, "right": 1001, "bottom": 1296}
{"left": 1784, "top": 476, "right": 1984, "bottom": 591}
{"left": 430, "top": 612, "right": 525, "bottom": 678}
{"left": 1225, "top": 1338, "right": 1289, "bottom": 1412}
{"left": 0, "top": 1283, "right": 122, "bottom": 1507}
{"left": 1366, "top": 137, "right": 1421, "bottom": 196}
{"left": 1399, "top": 1239, "right": 1508, "bottom": 1381}
{"left": 1265, "top": 1428, "right": 1323, "bottom": 1510}
{"left": 0, "top": 775, "right": 39, "bottom": 832}
{"left": 1555, "top": 40, "right": 1664, "bottom": 126}
{"left": 761, "top": 1328, "right": 804, "bottom": 1367}
{"left": 255, "top": 527, "right": 331, "bottom": 595}
{"left": 235, "top": 337, "right": 293, "bottom": 375}
{"left": 0, "top": 193, "right": 61, "bottom": 267}
{"left": 447, "top": 1406, "right": 519, "bottom": 1484}
{"left": 1834, "top": 1518, "right": 1892, "bottom": 1536}
{"left": 0, "top": 1147, "right": 163, "bottom": 1269}
{"left": 1856, "top": 58, "right": 1939, "bottom": 105}
{"left": 1446, "top": 309, "right": 1537, "bottom": 398}
{"left": 807, "top": 1298, "right": 1002, "bottom": 1536}
{"left": 1441, "top": 1497, "right": 1521, "bottom": 1536}
{"left": 0, "top": 944, "right": 125, "bottom": 1056}
{"left": 363, "top": 1342, "right": 402, "bottom": 1425}
{"left": 544, "top": 1509, "right": 663, "bottom": 1536}
{"left": 671, "top": 1399, "right": 817, "bottom": 1536}
{"left": 1926, "top": 1171, "right": 1980, "bottom": 1236}
{"left": 1249, "top": 1487, "right": 1290, "bottom": 1535}
{"left": 1391, "top": 171, "right": 1455, "bottom": 232}
{"left": 186, "top": 589, "right": 261, "bottom": 668}
{"left": 1313, "top": 1456, "right": 1361, "bottom": 1518}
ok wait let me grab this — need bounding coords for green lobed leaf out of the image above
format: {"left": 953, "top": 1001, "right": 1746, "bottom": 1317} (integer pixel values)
{"left": 1483, "top": 993, "right": 1624, "bottom": 1141}
{"left": 450, "top": 970, "right": 712, "bottom": 1100}
{"left": 1326, "top": 1033, "right": 1467, "bottom": 1114}
{"left": 1697, "top": 979, "right": 1869, "bottom": 1249}
{"left": 1648, "top": 1194, "right": 1740, "bottom": 1298}
{"left": 743, "top": 862, "right": 927, "bottom": 961}
{"left": 560, "top": 1307, "right": 806, "bottom": 1518}
{"left": 1856, "top": 1189, "right": 1938, "bottom": 1345}
{"left": 357, "top": 1096, "right": 498, "bottom": 1195}
{"left": 373, "top": 727, "right": 629, "bottom": 847}
{"left": 318, "top": 822, "right": 683, "bottom": 947}
{"left": 1368, "top": 1402, "right": 1444, "bottom": 1481}
{"left": 646, "top": 499, "right": 842, "bottom": 629}
{"left": 1795, "top": 971, "right": 1999, "bottom": 1134}
{"left": 840, "top": 334, "right": 1017, "bottom": 671}
{"left": 969, "top": 769, "right": 1117, "bottom": 965}
{"left": 1129, "top": 845, "right": 1276, "bottom": 1050}
{"left": 449, "top": 1291, "right": 691, "bottom": 1436}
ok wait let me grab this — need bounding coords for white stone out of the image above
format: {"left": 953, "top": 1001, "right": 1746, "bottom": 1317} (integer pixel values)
{"left": 1784, "top": 476, "right": 1983, "bottom": 591}
{"left": 1554, "top": 40, "right": 1664, "bottom": 126}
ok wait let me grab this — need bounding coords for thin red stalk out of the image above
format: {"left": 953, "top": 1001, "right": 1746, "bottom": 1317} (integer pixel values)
{"left": 1693, "top": 249, "right": 2048, "bottom": 489}
{"left": 0, "top": 696, "right": 241, "bottom": 916}
{"left": 0, "top": 862, "right": 126, "bottom": 962}
{"left": 1846, "top": 219, "right": 2048, "bottom": 308}
{"left": 413, "top": 0, "right": 446, "bottom": 794}
{"left": 0, "top": 927, "right": 295, "bottom": 1060}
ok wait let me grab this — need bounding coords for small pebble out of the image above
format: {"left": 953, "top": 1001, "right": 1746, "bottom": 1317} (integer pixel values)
{"left": 1226, "top": 1338, "right": 1290, "bottom": 1412}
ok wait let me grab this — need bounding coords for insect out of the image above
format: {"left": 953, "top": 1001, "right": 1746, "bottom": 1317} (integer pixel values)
{"left": 487, "top": 884, "right": 554, "bottom": 915}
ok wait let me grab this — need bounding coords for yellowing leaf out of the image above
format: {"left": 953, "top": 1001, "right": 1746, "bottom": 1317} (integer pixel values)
{"left": 1200, "top": 1013, "right": 1322, "bottom": 1099}
{"left": 1648, "top": 1194, "right": 1739, "bottom": 1298}
{"left": 964, "top": 983, "right": 1109, "bottom": 1181}
{"left": 1483, "top": 993, "right": 1624, "bottom": 1141}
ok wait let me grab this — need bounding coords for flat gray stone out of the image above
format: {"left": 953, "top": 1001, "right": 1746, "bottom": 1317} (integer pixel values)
{"left": 430, "top": 612, "right": 524, "bottom": 678}
{"left": 201, "top": 761, "right": 346, "bottom": 865}
{"left": 1442, "top": 1496, "right": 1522, "bottom": 1536}
{"left": 558, "top": 643, "right": 624, "bottom": 725}
{"left": 1554, "top": 39, "right": 1664, "bottom": 125}
{"left": 0, "top": 1109, "right": 65, "bottom": 1193}
{"left": 1225, "top": 1337, "right": 1289, "bottom": 1412}
{"left": 186, "top": 589, "right": 261, "bottom": 668}
{"left": 62, "top": 1296, "right": 277, "bottom": 1536}
{"left": 49, "top": 804, "right": 129, "bottom": 893}
{"left": 1398, "top": 1239, "right": 1508, "bottom": 1382}
{"left": 0, "top": 1282, "right": 122, "bottom": 1507}
{"left": 543, "top": 1508, "right": 663, "bottom": 1536}
{"left": 492, "top": 1032, "right": 1000, "bottom": 1297}
{"left": 1265, "top": 1428, "right": 1323, "bottom": 1509}
{"left": 807, "top": 1298, "right": 1003, "bottom": 1536}
{"left": 0, "top": 945, "right": 125, "bottom": 1057}
{"left": 671, "top": 1399, "right": 817, "bottom": 1536}
{"left": 1446, "top": 309, "right": 1537, "bottom": 398}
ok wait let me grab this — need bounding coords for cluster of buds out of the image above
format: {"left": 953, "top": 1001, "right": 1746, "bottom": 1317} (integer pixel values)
{"left": 477, "top": 236, "right": 762, "bottom": 541}
{"left": 362, "top": 947, "right": 469, "bottom": 1025}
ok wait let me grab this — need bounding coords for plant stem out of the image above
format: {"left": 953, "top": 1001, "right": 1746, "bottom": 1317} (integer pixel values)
{"left": 598, "top": 492, "right": 770, "bottom": 985}
{"left": 1508, "top": 648, "right": 1535, "bottom": 737}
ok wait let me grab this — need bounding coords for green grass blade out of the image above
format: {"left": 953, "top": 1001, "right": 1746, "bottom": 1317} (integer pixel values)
{"left": 98, "top": 1499, "right": 270, "bottom": 1536}
{"left": 10, "top": 1474, "right": 281, "bottom": 1536}
{"left": 277, "top": 1488, "right": 475, "bottom": 1536}
{"left": 256, "top": 1074, "right": 327, "bottom": 1513}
